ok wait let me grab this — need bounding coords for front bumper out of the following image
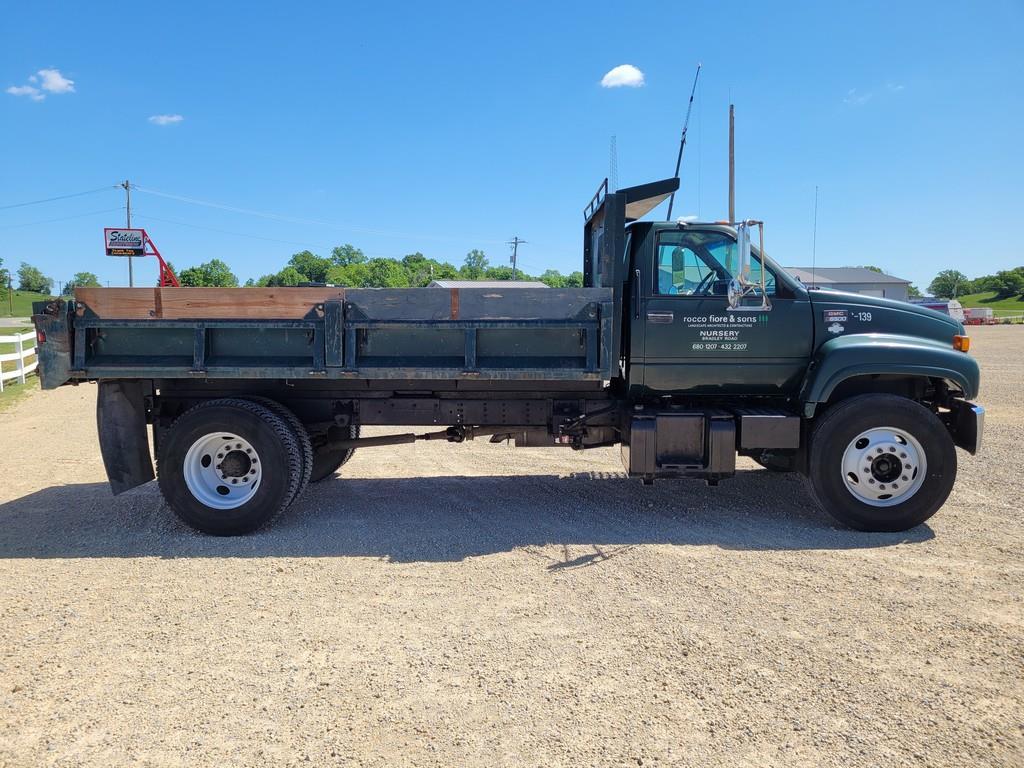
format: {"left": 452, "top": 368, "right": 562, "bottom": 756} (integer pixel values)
{"left": 947, "top": 400, "right": 984, "bottom": 455}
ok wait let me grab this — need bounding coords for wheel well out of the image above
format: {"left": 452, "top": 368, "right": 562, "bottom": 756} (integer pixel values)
{"left": 825, "top": 374, "right": 941, "bottom": 408}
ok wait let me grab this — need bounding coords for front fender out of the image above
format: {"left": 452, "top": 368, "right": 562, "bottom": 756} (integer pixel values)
{"left": 800, "top": 333, "right": 980, "bottom": 414}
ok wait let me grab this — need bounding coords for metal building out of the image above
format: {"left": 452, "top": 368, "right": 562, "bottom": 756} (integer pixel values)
{"left": 784, "top": 267, "right": 911, "bottom": 302}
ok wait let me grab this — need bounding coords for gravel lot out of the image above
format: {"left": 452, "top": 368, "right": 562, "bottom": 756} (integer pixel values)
{"left": 0, "top": 326, "right": 1021, "bottom": 767}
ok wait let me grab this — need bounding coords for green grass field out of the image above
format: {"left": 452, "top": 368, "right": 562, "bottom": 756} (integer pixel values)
{"left": 0, "top": 326, "right": 34, "bottom": 353}
{"left": 957, "top": 291, "right": 1024, "bottom": 312}
{"left": 0, "top": 290, "right": 54, "bottom": 318}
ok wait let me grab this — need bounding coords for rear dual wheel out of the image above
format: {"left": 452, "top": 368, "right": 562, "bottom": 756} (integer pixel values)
{"left": 309, "top": 425, "right": 360, "bottom": 482}
{"left": 158, "top": 398, "right": 309, "bottom": 535}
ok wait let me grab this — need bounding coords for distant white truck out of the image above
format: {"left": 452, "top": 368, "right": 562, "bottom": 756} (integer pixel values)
{"left": 964, "top": 307, "right": 995, "bottom": 325}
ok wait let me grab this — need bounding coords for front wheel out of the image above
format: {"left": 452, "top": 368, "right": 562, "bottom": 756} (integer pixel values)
{"left": 807, "top": 394, "right": 957, "bottom": 532}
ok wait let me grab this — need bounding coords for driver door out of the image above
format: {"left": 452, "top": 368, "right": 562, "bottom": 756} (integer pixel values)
{"left": 640, "top": 228, "right": 812, "bottom": 396}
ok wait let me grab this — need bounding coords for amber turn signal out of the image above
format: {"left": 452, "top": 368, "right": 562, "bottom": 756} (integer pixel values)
{"left": 953, "top": 335, "right": 970, "bottom": 352}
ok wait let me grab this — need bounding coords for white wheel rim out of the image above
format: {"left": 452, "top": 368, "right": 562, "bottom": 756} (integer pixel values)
{"left": 841, "top": 426, "right": 927, "bottom": 507}
{"left": 183, "top": 432, "right": 262, "bottom": 510}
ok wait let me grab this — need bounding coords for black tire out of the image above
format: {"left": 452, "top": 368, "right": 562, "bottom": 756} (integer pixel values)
{"left": 243, "top": 396, "right": 313, "bottom": 502}
{"left": 157, "top": 398, "right": 303, "bottom": 535}
{"left": 807, "top": 394, "right": 957, "bottom": 532}
{"left": 309, "top": 425, "right": 360, "bottom": 483}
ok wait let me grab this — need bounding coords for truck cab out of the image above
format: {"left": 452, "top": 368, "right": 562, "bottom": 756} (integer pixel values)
{"left": 586, "top": 178, "right": 983, "bottom": 531}
{"left": 624, "top": 220, "right": 812, "bottom": 398}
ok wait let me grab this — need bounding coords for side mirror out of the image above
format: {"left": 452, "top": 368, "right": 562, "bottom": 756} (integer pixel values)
{"left": 735, "top": 223, "right": 752, "bottom": 286}
{"left": 728, "top": 221, "right": 771, "bottom": 312}
{"left": 671, "top": 247, "right": 686, "bottom": 274}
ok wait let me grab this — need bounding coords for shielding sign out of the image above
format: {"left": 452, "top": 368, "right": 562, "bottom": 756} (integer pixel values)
{"left": 104, "top": 228, "right": 145, "bottom": 256}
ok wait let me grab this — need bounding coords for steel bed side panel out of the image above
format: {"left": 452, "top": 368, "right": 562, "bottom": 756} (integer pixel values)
{"left": 67, "top": 287, "right": 615, "bottom": 383}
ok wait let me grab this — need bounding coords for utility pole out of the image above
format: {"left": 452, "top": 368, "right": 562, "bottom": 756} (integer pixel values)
{"left": 728, "top": 105, "right": 735, "bottom": 223}
{"left": 507, "top": 236, "right": 527, "bottom": 280}
{"left": 121, "top": 179, "right": 133, "bottom": 287}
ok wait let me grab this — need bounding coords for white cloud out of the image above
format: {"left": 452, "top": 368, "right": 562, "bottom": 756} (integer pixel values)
{"left": 601, "top": 64, "right": 645, "bottom": 88}
{"left": 6, "top": 68, "right": 75, "bottom": 101}
{"left": 6, "top": 84, "right": 44, "bottom": 101}
{"left": 844, "top": 82, "right": 906, "bottom": 106}
{"left": 843, "top": 88, "right": 872, "bottom": 106}
{"left": 148, "top": 114, "right": 184, "bottom": 125}
{"left": 37, "top": 68, "right": 74, "bottom": 93}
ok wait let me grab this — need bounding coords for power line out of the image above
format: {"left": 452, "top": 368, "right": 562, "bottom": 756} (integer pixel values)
{"left": 0, "top": 207, "right": 123, "bottom": 230}
{"left": 131, "top": 184, "right": 507, "bottom": 245}
{"left": 135, "top": 213, "right": 339, "bottom": 250}
{"left": 132, "top": 213, "right": 407, "bottom": 260}
{"left": 0, "top": 185, "right": 118, "bottom": 211}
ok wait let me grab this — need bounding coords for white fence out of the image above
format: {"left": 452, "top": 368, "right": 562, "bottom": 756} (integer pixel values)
{"left": 0, "top": 330, "right": 37, "bottom": 391}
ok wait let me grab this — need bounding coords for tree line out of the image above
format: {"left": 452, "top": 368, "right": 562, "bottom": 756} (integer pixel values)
{"left": 163, "top": 245, "right": 585, "bottom": 289}
{"left": 928, "top": 268, "right": 1024, "bottom": 300}
{"left": 0, "top": 246, "right": 584, "bottom": 296}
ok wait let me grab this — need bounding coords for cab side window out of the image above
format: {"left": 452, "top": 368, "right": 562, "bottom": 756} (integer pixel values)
{"left": 656, "top": 246, "right": 716, "bottom": 295}
{"left": 654, "top": 230, "right": 777, "bottom": 297}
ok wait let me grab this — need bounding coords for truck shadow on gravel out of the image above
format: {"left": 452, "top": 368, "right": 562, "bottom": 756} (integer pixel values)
{"left": 0, "top": 469, "right": 934, "bottom": 561}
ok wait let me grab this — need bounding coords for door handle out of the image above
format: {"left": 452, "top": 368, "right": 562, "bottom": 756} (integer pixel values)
{"left": 646, "top": 311, "right": 674, "bottom": 323}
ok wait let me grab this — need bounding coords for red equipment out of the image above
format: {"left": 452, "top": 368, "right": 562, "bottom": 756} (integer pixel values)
{"left": 103, "top": 228, "right": 179, "bottom": 287}
{"left": 141, "top": 230, "right": 180, "bottom": 287}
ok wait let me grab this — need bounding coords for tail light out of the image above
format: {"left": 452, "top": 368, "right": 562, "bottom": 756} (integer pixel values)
{"left": 36, "top": 329, "right": 46, "bottom": 344}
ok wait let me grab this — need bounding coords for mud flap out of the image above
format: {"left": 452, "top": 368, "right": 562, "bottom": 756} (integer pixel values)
{"left": 97, "top": 380, "right": 155, "bottom": 495}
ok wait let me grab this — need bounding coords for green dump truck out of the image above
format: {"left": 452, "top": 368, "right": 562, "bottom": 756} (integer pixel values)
{"left": 32, "top": 177, "right": 983, "bottom": 535}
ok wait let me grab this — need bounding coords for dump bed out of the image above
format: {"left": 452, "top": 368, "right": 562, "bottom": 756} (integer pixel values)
{"left": 32, "top": 286, "right": 614, "bottom": 389}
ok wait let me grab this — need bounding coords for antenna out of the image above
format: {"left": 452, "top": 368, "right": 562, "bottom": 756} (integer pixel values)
{"left": 697, "top": 72, "right": 703, "bottom": 218}
{"left": 811, "top": 185, "right": 819, "bottom": 289}
{"left": 609, "top": 135, "right": 618, "bottom": 192}
{"left": 666, "top": 63, "right": 701, "bottom": 221}
{"left": 728, "top": 105, "right": 735, "bottom": 223}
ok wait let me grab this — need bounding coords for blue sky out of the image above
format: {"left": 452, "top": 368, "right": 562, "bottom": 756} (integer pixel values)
{"left": 1, "top": 1, "right": 1021, "bottom": 292}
